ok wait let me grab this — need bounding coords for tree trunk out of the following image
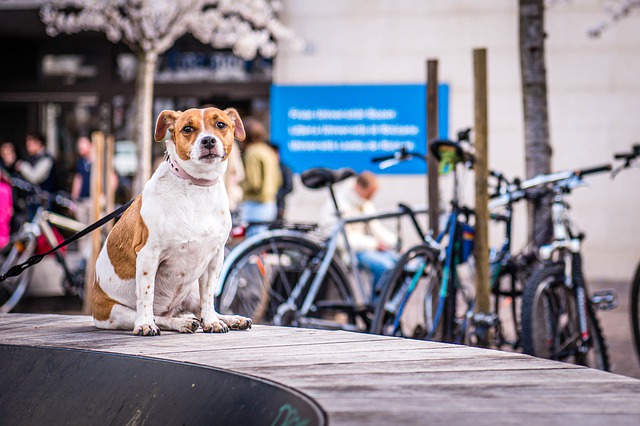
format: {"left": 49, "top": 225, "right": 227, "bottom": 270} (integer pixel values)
{"left": 519, "top": 0, "right": 552, "bottom": 247}
{"left": 134, "top": 50, "right": 157, "bottom": 195}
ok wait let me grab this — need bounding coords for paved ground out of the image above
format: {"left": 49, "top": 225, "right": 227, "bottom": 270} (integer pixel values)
{"left": 591, "top": 279, "right": 640, "bottom": 379}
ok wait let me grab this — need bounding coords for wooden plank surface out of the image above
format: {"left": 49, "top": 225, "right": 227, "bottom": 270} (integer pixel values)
{"left": 1, "top": 313, "right": 639, "bottom": 425}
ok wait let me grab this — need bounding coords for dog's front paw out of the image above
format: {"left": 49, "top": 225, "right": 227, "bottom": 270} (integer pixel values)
{"left": 201, "top": 318, "right": 229, "bottom": 333}
{"left": 180, "top": 317, "right": 200, "bottom": 334}
{"left": 133, "top": 322, "right": 160, "bottom": 336}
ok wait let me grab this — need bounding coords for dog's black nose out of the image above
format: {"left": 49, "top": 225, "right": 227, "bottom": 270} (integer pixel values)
{"left": 200, "top": 136, "right": 216, "bottom": 149}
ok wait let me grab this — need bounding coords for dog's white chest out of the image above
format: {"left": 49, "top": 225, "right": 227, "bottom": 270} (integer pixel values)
{"left": 143, "top": 176, "right": 231, "bottom": 282}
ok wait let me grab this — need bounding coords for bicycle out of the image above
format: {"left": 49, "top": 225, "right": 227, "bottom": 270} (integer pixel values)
{"left": 0, "top": 178, "right": 87, "bottom": 313}
{"left": 370, "top": 134, "right": 534, "bottom": 348}
{"left": 519, "top": 163, "right": 615, "bottom": 370}
{"left": 215, "top": 168, "right": 428, "bottom": 331}
{"left": 611, "top": 143, "right": 640, "bottom": 365}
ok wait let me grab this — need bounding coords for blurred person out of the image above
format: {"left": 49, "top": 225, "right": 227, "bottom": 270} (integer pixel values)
{"left": 0, "top": 141, "right": 17, "bottom": 175}
{"left": 70, "top": 135, "right": 119, "bottom": 259}
{"left": 0, "top": 141, "right": 27, "bottom": 231}
{"left": 320, "top": 171, "right": 397, "bottom": 294}
{"left": 0, "top": 164, "right": 12, "bottom": 249}
{"left": 14, "top": 132, "right": 56, "bottom": 193}
{"left": 70, "top": 135, "right": 119, "bottom": 219}
{"left": 70, "top": 136, "right": 93, "bottom": 226}
{"left": 225, "top": 139, "right": 245, "bottom": 217}
{"left": 239, "top": 117, "right": 282, "bottom": 235}
{"left": 269, "top": 143, "right": 293, "bottom": 221}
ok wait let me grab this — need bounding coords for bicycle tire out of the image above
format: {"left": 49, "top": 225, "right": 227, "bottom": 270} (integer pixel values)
{"left": 370, "top": 244, "right": 443, "bottom": 339}
{"left": 521, "top": 263, "right": 610, "bottom": 371}
{"left": 489, "top": 257, "right": 531, "bottom": 349}
{"left": 217, "top": 234, "right": 359, "bottom": 329}
{"left": 0, "top": 235, "right": 37, "bottom": 313}
{"left": 631, "top": 261, "right": 640, "bottom": 365}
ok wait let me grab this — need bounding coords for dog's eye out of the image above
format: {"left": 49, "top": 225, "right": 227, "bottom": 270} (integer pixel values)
{"left": 182, "top": 126, "right": 194, "bottom": 134}
{"left": 216, "top": 122, "right": 227, "bottom": 130}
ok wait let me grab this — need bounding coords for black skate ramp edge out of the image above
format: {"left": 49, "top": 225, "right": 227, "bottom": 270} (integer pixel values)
{"left": 0, "top": 344, "right": 326, "bottom": 426}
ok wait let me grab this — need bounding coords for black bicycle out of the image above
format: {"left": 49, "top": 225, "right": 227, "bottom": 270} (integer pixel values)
{"left": 612, "top": 144, "right": 640, "bottom": 365}
{"left": 519, "top": 164, "right": 615, "bottom": 370}
{"left": 370, "top": 131, "right": 535, "bottom": 349}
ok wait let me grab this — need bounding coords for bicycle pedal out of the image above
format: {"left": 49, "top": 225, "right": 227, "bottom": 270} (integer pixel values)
{"left": 591, "top": 289, "right": 618, "bottom": 311}
{"left": 472, "top": 312, "right": 499, "bottom": 327}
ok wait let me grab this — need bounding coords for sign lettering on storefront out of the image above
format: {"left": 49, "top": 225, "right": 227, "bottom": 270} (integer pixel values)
{"left": 270, "top": 84, "right": 449, "bottom": 174}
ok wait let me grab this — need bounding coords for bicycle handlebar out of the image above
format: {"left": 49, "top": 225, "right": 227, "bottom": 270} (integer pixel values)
{"left": 371, "top": 146, "right": 426, "bottom": 169}
{"left": 490, "top": 163, "right": 612, "bottom": 209}
{"left": 576, "top": 164, "right": 612, "bottom": 177}
{"left": 611, "top": 144, "right": 640, "bottom": 178}
{"left": 10, "top": 177, "right": 75, "bottom": 210}
{"left": 10, "top": 176, "right": 37, "bottom": 193}
{"left": 370, "top": 154, "right": 398, "bottom": 163}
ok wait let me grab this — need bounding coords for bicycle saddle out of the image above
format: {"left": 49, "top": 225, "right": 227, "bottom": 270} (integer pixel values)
{"left": 301, "top": 167, "right": 356, "bottom": 190}
{"left": 430, "top": 139, "right": 474, "bottom": 163}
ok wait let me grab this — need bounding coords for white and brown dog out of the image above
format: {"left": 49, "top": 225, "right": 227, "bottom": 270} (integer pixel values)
{"left": 92, "top": 107, "right": 252, "bottom": 336}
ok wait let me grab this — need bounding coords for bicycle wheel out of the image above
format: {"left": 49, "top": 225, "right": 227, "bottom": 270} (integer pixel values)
{"left": 631, "top": 261, "right": 640, "bottom": 365}
{"left": 490, "top": 258, "right": 530, "bottom": 349}
{"left": 217, "top": 234, "right": 359, "bottom": 329}
{"left": 0, "top": 235, "right": 37, "bottom": 313}
{"left": 521, "top": 263, "right": 610, "bottom": 371}
{"left": 370, "top": 244, "right": 443, "bottom": 339}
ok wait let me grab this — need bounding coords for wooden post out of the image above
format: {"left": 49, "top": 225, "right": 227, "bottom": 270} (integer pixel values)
{"left": 473, "top": 48, "right": 491, "bottom": 314}
{"left": 426, "top": 59, "right": 440, "bottom": 235}
{"left": 104, "top": 135, "right": 115, "bottom": 235}
{"left": 83, "top": 131, "right": 105, "bottom": 314}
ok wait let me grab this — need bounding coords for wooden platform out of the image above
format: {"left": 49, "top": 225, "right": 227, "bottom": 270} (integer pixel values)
{"left": 1, "top": 313, "right": 639, "bottom": 425}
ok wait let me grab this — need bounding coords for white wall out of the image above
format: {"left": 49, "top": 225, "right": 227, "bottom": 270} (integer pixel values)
{"left": 273, "top": 0, "right": 640, "bottom": 280}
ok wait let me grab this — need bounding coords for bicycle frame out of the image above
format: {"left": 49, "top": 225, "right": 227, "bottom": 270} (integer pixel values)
{"left": 390, "top": 174, "right": 524, "bottom": 345}
{"left": 217, "top": 205, "right": 428, "bottom": 327}
{"left": 537, "top": 187, "right": 593, "bottom": 347}
{"left": 425, "top": 203, "right": 475, "bottom": 342}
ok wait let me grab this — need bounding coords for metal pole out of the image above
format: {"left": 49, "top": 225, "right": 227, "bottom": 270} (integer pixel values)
{"left": 427, "top": 59, "right": 440, "bottom": 235}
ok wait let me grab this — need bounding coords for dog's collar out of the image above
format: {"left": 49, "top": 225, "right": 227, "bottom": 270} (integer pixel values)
{"left": 165, "top": 152, "right": 219, "bottom": 187}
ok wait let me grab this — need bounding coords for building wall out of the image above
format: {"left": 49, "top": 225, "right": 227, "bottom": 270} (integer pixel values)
{"left": 272, "top": 0, "right": 640, "bottom": 280}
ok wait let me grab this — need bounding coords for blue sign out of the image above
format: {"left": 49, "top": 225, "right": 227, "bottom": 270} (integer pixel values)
{"left": 270, "top": 84, "right": 449, "bottom": 174}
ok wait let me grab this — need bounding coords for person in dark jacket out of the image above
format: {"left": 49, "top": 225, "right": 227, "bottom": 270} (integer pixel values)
{"left": 15, "top": 132, "right": 56, "bottom": 193}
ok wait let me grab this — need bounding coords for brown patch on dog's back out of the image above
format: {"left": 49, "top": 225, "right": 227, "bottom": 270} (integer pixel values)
{"left": 106, "top": 195, "right": 148, "bottom": 280}
{"left": 92, "top": 278, "right": 119, "bottom": 321}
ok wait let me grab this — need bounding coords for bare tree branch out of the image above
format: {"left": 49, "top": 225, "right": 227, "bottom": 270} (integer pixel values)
{"left": 546, "top": 0, "right": 640, "bottom": 37}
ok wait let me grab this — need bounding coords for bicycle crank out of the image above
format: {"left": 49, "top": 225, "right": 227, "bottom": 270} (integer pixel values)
{"left": 273, "top": 303, "right": 300, "bottom": 327}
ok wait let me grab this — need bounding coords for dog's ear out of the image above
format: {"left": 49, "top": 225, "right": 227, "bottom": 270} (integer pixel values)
{"left": 224, "top": 108, "right": 246, "bottom": 142}
{"left": 154, "top": 110, "right": 182, "bottom": 142}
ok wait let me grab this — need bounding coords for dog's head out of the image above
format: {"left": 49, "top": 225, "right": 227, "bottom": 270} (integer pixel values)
{"left": 154, "top": 107, "right": 245, "bottom": 179}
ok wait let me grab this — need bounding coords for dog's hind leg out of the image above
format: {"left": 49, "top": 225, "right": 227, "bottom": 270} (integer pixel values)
{"left": 217, "top": 314, "right": 253, "bottom": 331}
{"left": 95, "top": 303, "right": 199, "bottom": 334}
{"left": 94, "top": 304, "right": 163, "bottom": 336}
{"left": 154, "top": 315, "right": 200, "bottom": 333}
{"left": 93, "top": 304, "right": 137, "bottom": 332}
